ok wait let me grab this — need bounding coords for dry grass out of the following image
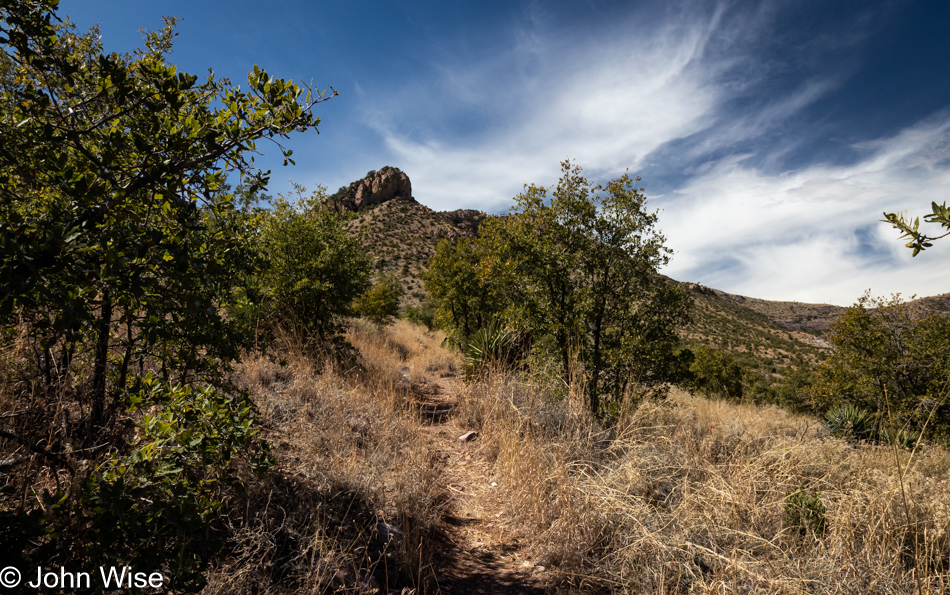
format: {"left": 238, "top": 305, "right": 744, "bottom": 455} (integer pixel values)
{"left": 460, "top": 369, "right": 950, "bottom": 593}
{"left": 203, "top": 321, "right": 460, "bottom": 594}
{"left": 7, "top": 312, "right": 948, "bottom": 594}
{"left": 202, "top": 319, "right": 950, "bottom": 593}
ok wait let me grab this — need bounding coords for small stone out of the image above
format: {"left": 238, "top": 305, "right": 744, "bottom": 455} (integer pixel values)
{"left": 490, "top": 482, "right": 497, "bottom": 487}
{"left": 458, "top": 430, "right": 478, "bottom": 442}
{"left": 376, "top": 521, "right": 403, "bottom": 540}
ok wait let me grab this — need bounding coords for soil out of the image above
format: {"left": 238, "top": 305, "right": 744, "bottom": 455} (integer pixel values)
{"left": 412, "top": 376, "right": 550, "bottom": 595}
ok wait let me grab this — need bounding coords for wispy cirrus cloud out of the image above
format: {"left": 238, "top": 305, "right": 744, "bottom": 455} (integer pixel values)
{"left": 660, "top": 114, "right": 950, "bottom": 304}
{"left": 350, "top": 0, "right": 949, "bottom": 304}
{"left": 361, "top": 3, "right": 727, "bottom": 211}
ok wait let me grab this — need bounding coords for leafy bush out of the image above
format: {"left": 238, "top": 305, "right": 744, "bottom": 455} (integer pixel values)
{"left": 784, "top": 485, "right": 827, "bottom": 538}
{"left": 256, "top": 186, "right": 371, "bottom": 340}
{"left": 3, "top": 377, "right": 272, "bottom": 592}
{"left": 353, "top": 276, "right": 404, "bottom": 325}
{"left": 404, "top": 301, "right": 437, "bottom": 330}
{"left": 688, "top": 346, "right": 744, "bottom": 400}
{"left": 424, "top": 237, "right": 501, "bottom": 345}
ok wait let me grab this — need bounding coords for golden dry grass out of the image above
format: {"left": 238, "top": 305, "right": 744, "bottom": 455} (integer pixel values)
{"left": 203, "top": 320, "right": 950, "bottom": 594}
{"left": 203, "top": 321, "right": 460, "bottom": 594}
{"left": 462, "top": 369, "right": 950, "bottom": 593}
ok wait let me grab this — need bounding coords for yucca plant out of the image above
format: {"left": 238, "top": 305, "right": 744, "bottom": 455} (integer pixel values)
{"left": 464, "top": 319, "right": 516, "bottom": 380}
{"left": 825, "top": 403, "right": 877, "bottom": 441}
{"left": 878, "top": 425, "right": 922, "bottom": 449}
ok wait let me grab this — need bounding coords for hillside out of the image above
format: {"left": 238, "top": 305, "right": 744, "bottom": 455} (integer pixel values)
{"left": 702, "top": 286, "right": 847, "bottom": 334}
{"left": 680, "top": 283, "right": 832, "bottom": 367}
{"left": 332, "top": 167, "right": 483, "bottom": 302}
{"left": 340, "top": 167, "right": 948, "bottom": 369}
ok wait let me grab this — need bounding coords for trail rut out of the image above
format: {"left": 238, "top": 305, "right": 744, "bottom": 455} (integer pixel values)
{"left": 411, "top": 376, "right": 548, "bottom": 595}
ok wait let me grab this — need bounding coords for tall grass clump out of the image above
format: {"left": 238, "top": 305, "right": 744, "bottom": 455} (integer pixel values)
{"left": 463, "top": 364, "right": 950, "bottom": 593}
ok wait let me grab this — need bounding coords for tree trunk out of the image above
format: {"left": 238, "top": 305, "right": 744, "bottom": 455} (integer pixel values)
{"left": 91, "top": 292, "right": 112, "bottom": 428}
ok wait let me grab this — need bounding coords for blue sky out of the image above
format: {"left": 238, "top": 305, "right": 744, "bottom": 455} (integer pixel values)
{"left": 60, "top": 0, "right": 950, "bottom": 305}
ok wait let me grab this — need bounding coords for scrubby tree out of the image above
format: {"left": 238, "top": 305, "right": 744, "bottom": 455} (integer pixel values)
{"left": 424, "top": 237, "right": 500, "bottom": 344}
{"left": 353, "top": 274, "right": 404, "bottom": 325}
{"left": 0, "top": 1, "right": 332, "bottom": 427}
{"left": 807, "top": 293, "right": 950, "bottom": 440}
{"left": 429, "top": 161, "right": 691, "bottom": 415}
{"left": 688, "top": 346, "right": 745, "bottom": 400}
{"left": 0, "top": 2, "right": 333, "bottom": 587}
{"left": 256, "top": 185, "right": 370, "bottom": 338}
{"left": 484, "top": 162, "right": 690, "bottom": 413}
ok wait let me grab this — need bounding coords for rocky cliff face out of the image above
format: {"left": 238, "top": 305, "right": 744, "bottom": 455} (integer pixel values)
{"left": 329, "top": 166, "right": 413, "bottom": 211}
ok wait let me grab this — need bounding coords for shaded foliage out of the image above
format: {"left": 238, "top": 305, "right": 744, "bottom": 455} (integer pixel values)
{"left": 2, "top": 378, "right": 272, "bottom": 592}
{"left": 807, "top": 293, "right": 950, "bottom": 441}
{"left": 0, "top": 0, "right": 329, "bottom": 426}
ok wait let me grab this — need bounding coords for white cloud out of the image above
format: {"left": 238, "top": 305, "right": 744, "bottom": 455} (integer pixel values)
{"left": 350, "top": 1, "right": 950, "bottom": 305}
{"left": 364, "top": 7, "right": 724, "bottom": 211}
{"left": 660, "top": 115, "right": 950, "bottom": 304}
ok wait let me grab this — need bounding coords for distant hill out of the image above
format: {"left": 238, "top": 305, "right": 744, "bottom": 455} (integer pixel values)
{"left": 679, "top": 283, "right": 833, "bottom": 367}
{"left": 333, "top": 167, "right": 483, "bottom": 302}
{"left": 698, "top": 286, "right": 847, "bottom": 334}
{"left": 340, "top": 167, "right": 949, "bottom": 372}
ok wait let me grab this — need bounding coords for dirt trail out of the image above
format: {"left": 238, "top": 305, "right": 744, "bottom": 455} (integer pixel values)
{"left": 411, "top": 376, "right": 548, "bottom": 595}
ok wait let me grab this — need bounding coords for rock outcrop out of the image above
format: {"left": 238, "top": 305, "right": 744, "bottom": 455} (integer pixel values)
{"left": 438, "top": 209, "right": 486, "bottom": 236}
{"left": 329, "top": 166, "right": 413, "bottom": 211}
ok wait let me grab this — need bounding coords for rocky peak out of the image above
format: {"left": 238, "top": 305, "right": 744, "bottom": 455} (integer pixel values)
{"left": 329, "top": 166, "right": 413, "bottom": 211}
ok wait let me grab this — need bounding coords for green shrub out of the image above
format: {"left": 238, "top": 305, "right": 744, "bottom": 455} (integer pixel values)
{"left": 353, "top": 276, "right": 404, "bottom": 325}
{"left": 784, "top": 485, "right": 827, "bottom": 538}
{"left": 808, "top": 293, "right": 950, "bottom": 441}
{"left": 257, "top": 186, "right": 371, "bottom": 339}
{"left": 688, "top": 346, "right": 744, "bottom": 400}
{"left": 404, "top": 302, "right": 437, "bottom": 330}
{"left": 2, "top": 377, "right": 272, "bottom": 593}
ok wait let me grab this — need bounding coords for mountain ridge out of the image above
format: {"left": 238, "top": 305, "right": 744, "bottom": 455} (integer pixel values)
{"left": 342, "top": 167, "right": 948, "bottom": 366}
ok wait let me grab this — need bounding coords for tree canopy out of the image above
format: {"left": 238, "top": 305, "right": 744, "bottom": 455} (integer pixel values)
{"left": 427, "top": 161, "right": 691, "bottom": 415}
{"left": 0, "top": 0, "right": 332, "bottom": 426}
{"left": 0, "top": 2, "right": 347, "bottom": 587}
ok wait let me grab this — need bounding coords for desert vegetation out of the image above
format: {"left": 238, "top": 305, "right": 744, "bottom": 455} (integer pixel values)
{"left": 2, "top": 2, "right": 950, "bottom": 594}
